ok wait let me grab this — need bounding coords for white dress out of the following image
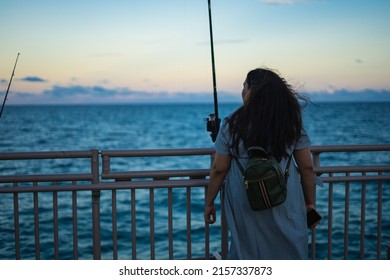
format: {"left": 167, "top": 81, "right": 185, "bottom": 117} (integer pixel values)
{"left": 215, "top": 118, "right": 310, "bottom": 259}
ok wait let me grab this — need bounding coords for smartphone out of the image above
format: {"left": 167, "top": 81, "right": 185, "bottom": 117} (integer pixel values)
{"left": 307, "top": 208, "right": 321, "bottom": 228}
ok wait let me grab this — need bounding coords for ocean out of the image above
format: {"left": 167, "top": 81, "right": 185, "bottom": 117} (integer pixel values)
{"left": 0, "top": 102, "right": 389, "bottom": 259}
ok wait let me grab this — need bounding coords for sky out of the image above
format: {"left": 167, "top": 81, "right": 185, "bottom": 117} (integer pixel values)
{"left": 0, "top": 0, "right": 389, "bottom": 104}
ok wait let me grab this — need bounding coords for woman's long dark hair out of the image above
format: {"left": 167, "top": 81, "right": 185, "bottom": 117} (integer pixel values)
{"left": 228, "top": 68, "right": 305, "bottom": 161}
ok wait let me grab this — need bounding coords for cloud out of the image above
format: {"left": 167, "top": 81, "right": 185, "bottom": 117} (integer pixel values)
{"left": 42, "top": 85, "right": 119, "bottom": 99}
{"left": 0, "top": 79, "right": 7, "bottom": 85}
{"left": 98, "top": 79, "right": 111, "bottom": 85}
{"left": 38, "top": 85, "right": 175, "bottom": 103}
{"left": 5, "top": 84, "right": 238, "bottom": 104}
{"left": 20, "top": 76, "right": 48, "bottom": 83}
{"left": 355, "top": 58, "right": 363, "bottom": 64}
{"left": 4, "top": 84, "right": 390, "bottom": 104}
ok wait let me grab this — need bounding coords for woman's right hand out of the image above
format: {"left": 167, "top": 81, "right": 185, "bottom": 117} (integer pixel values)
{"left": 204, "top": 204, "right": 216, "bottom": 224}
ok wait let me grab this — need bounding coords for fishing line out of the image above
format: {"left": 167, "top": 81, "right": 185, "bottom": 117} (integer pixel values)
{"left": 0, "top": 53, "right": 20, "bottom": 119}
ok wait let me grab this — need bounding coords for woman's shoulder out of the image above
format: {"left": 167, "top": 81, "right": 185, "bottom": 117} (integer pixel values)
{"left": 295, "top": 128, "right": 311, "bottom": 150}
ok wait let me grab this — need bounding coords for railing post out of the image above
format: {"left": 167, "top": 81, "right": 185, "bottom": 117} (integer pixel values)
{"left": 102, "top": 154, "right": 110, "bottom": 175}
{"left": 220, "top": 183, "right": 228, "bottom": 260}
{"left": 310, "top": 150, "right": 321, "bottom": 259}
{"left": 311, "top": 150, "right": 321, "bottom": 175}
{"left": 91, "top": 149, "right": 101, "bottom": 259}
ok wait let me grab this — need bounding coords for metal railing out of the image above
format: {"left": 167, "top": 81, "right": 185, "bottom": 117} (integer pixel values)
{"left": 0, "top": 145, "right": 389, "bottom": 260}
{"left": 99, "top": 148, "right": 215, "bottom": 260}
{"left": 310, "top": 144, "right": 390, "bottom": 260}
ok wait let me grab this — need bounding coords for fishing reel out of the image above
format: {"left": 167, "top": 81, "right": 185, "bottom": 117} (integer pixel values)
{"left": 205, "top": 113, "right": 221, "bottom": 142}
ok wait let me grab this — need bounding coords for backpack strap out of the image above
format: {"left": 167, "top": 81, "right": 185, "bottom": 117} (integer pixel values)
{"left": 284, "top": 152, "right": 294, "bottom": 183}
{"left": 233, "top": 156, "right": 245, "bottom": 176}
{"left": 233, "top": 150, "right": 294, "bottom": 181}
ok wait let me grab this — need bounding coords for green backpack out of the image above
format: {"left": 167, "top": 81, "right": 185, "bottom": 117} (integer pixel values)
{"left": 234, "top": 146, "right": 293, "bottom": 211}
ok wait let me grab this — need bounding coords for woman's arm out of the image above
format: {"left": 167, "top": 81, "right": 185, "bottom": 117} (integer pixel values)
{"left": 204, "top": 153, "right": 231, "bottom": 224}
{"left": 293, "top": 147, "right": 315, "bottom": 210}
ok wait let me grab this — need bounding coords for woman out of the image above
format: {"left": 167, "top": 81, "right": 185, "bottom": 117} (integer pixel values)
{"left": 204, "top": 68, "right": 319, "bottom": 259}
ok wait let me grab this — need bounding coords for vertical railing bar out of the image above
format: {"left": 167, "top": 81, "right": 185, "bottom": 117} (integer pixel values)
{"left": 52, "top": 184, "right": 59, "bottom": 259}
{"left": 112, "top": 189, "right": 118, "bottom": 260}
{"left": 33, "top": 182, "right": 40, "bottom": 260}
{"left": 168, "top": 188, "right": 173, "bottom": 260}
{"left": 102, "top": 155, "right": 110, "bottom": 175}
{"left": 377, "top": 175, "right": 383, "bottom": 259}
{"left": 150, "top": 188, "right": 155, "bottom": 260}
{"left": 204, "top": 186, "right": 210, "bottom": 259}
{"left": 220, "top": 185, "right": 228, "bottom": 260}
{"left": 311, "top": 176, "right": 318, "bottom": 260}
{"left": 13, "top": 182, "right": 20, "bottom": 260}
{"left": 91, "top": 149, "right": 100, "bottom": 184}
{"left": 131, "top": 188, "right": 136, "bottom": 260}
{"left": 360, "top": 173, "right": 366, "bottom": 259}
{"left": 72, "top": 186, "right": 78, "bottom": 260}
{"left": 344, "top": 173, "right": 350, "bottom": 260}
{"left": 311, "top": 151, "right": 321, "bottom": 260}
{"left": 206, "top": 153, "right": 214, "bottom": 260}
{"left": 91, "top": 149, "right": 101, "bottom": 260}
{"left": 186, "top": 186, "right": 192, "bottom": 259}
{"left": 92, "top": 190, "right": 101, "bottom": 260}
{"left": 328, "top": 175, "right": 333, "bottom": 260}
{"left": 310, "top": 219, "right": 317, "bottom": 259}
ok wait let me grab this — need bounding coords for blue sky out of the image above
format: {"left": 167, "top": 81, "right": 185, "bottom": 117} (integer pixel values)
{"left": 1, "top": 0, "right": 389, "bottom": 104}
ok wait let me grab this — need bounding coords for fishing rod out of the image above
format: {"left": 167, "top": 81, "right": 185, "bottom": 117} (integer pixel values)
{"left": 205, "top": 0, "right": 220, "bottom": 142}
{"left": 0, "top": 53, "right": 20, "bottom": 119}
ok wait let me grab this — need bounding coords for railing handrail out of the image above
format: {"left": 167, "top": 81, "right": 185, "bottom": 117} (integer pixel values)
{"left": 0, "top": 173, "right": 94, "bottom": 183}
{"left": 0, "top": 150, "right": 96, "bottom": 160}
{"left": 102, "top": 169, "right": 210, "bottom": 180}
{"left": 315, "top": 165, "right": 390, "bottom": 173}
{"left": 0, "top": 179, "right": 210, "bottom": 193}
{"left": 310, "top": 144, "right": 390, "bottom": 154}
{"left": 101, "top": 147, "right": 214, "bottom": 157}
